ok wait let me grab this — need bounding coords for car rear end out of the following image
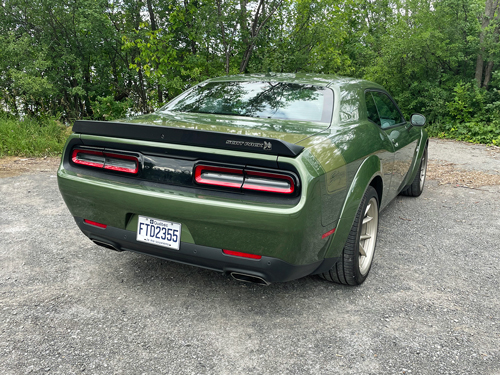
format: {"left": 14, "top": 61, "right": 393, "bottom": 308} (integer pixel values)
{"left": 57, "top": 122, "right": 334, "bottom": 283}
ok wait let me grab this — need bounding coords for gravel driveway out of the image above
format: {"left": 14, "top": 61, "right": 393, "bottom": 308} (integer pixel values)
{"left": 1, "top": 139, "right": 499, "bottom": 374}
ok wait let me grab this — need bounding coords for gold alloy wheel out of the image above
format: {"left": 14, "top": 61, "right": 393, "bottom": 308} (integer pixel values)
{"left": 358, "top": 197, "right": 379, "bottom": 276}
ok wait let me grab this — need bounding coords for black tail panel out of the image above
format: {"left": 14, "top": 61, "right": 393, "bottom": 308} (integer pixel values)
{"left": 73, "top": 120, "right": 304, "bottom": 157}
{"left": 62, "top": 137, "right": 301, "bottom": 206}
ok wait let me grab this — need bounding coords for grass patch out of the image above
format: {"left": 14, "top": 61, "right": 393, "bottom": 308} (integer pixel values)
{"left": 0, "top": 116, "right": 71, "bottom": 157}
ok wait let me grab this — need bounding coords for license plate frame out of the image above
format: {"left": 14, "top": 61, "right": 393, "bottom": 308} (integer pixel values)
{"left": 136, "top": 215, "right": 181, "bottom": 250}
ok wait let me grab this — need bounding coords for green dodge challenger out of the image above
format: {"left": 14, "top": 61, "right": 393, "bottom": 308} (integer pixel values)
{"left": 57, "top": 74, "right": 428, "bottom": 285}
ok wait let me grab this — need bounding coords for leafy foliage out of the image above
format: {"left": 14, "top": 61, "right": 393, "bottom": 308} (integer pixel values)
{"left": 427, "top": 82, "right": 500, "bottom": 145}
{"left": 91, "top": 96, "right": 133, "bottom": 121}
{"left": 0, "top": 0, "right": 499, "bottom": 146}
{"left": 427, "top": 120, "right": 500, "bottom": 145}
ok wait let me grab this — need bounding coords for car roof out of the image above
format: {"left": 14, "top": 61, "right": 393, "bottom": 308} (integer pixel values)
{"left": 206, "top": 73, "right": 385, "bottom": 91}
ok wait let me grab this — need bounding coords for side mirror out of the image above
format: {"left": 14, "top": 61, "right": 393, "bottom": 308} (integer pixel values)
{"left": 410, "top": 113, "right": 426, "bottom": 127}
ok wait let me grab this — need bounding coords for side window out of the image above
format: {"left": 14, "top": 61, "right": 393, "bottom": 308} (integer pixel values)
{"left": 371, "top": 92, "right": 404, "bottom": 129}
{"left": 365, "top": 92, "right": 381, "bottom": 126}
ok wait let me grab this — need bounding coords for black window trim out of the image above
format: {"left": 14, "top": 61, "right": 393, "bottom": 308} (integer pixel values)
{"left": 364, "top": 89, "right": 406, "bottom": 129}
{"left": 364, "top": 91, "right": 381, "bottom": 126}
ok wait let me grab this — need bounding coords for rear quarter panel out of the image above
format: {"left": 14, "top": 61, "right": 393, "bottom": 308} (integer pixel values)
{"left": 299, "top": 82, "right": 399, "bottom": 259}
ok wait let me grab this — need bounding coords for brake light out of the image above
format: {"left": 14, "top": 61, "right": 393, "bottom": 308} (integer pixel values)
{"left": 223, "top": 249, "right": 262, "bottom": 260}
{"left": 72, "top": 148, "right": 139, "bottom": 174}
{"left": 194, "top": 164, "right": 296, "bottom": 194}
{"left": 194, "top": 165, "right": 244, "bottom": 188}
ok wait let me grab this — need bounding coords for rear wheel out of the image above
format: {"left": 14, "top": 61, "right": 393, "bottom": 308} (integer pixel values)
{"left": 401, "top": 146, "right": 428, "bottom": 197}
{"left": 320, "top": 186, "right": 379, "bottom": 286}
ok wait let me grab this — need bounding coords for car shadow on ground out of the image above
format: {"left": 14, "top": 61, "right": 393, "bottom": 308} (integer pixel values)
{"left": 88, "top": 199, "right": 404, "bottom": 312}
{"left": 106, "top": 244, "right": 368, "bottom": 309}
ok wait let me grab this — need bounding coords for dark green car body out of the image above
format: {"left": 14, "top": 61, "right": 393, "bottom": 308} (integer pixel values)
{"left": 58, "top": 74, "right": 428, "bottom": 284}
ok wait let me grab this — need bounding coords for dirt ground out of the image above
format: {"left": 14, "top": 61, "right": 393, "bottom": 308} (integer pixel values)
{"left": 0, "top": 156, "right": 60, "bottom": 178}
{"left": 427, "top": 138, "right": 500, "bottom": 188}
{"left": 1, "top": 138, "right": 499, "bottom": 374}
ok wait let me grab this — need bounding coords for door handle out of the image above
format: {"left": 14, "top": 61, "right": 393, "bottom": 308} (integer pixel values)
{"left": 391, "top": 139, "right": 398, "bottom": 147}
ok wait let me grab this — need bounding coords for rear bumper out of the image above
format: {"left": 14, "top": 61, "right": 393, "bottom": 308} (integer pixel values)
{"left": 75, "top": 217, "right": 336, "bottom": 283}
{"left": 58, "top": 164, "right": 331, "bottom": 265}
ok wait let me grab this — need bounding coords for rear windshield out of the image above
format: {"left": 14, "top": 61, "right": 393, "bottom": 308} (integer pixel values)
{"left": 162, "top": 81, "right": 334, "bottom": 124}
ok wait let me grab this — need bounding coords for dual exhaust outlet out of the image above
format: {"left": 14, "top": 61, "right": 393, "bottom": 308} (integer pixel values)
{"left": 91, "top": 238, "right": 270, "bottom": 285}
{"left": 230, "top": 272, "right": 270, "bottom": 286}
{"left": 91, "top": 239, "right": 122, "bottom": 252}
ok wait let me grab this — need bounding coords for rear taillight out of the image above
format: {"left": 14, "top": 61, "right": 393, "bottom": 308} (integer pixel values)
{"left": 242, "top": 170, "right": 294, "bottom": 194}
{"left": 194, "top": 164, "right": 296, "bottom": 194}
{"left": 72, "top": 148, "right": 139, "bottom": 174}
{"left": 71, "top": 149, "right": 104, "bottom": 168}
{"left": 194, "top": 165, "right": 244, "bottom": 188}
{"left": 102, "top": 152, "right": 139, "bottom": 173}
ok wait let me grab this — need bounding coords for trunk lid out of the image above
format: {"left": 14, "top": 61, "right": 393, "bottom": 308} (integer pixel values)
{"left": 73, "top": 112, "right": 330, "bottom": 157}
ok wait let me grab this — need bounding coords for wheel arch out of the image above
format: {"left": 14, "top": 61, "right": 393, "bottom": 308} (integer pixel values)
{"left": 369, "top": 175, "right": 383, "bottom": 207}
{"left": 323, "top": 155, "right": 382, "bottom": 259}
{"left": 403, "top": 128, "right": 429, "bottom": 190}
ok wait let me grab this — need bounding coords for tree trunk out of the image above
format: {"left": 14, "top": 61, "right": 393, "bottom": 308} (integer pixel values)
{"left": 240, "top": 45, "right": 255, "bottom": 73}
{"left": 137, "top": 66, "right": 148, "bottom": 113}
{"left": 238, "top": 0, "right": 282, "bottom": 73}
{"left": 146, "top": 0, "right": 157, "bottom": 31}
{"left": 238, "top": 0, "right": 250, "bottom": 72}
{"left": 217, "top": 0, "right": 230, "bottom": 74}
{"left": 483, "top": 61, "right": 494, "bottom": 88}
{"left": 475, "top": 0, "right": 500, "bottom": 86}
{"left": 132, "top": 2, "right": 149, "bottom": 112}
{"left": 146, "top": 0, "right": 163, "bottom": 104}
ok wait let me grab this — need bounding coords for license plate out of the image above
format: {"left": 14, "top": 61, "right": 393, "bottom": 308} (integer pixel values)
{"left": 136, "top": 216, "right": 181, "bottom": 250}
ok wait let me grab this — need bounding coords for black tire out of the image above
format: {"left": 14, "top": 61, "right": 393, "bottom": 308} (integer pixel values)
{"left": 320, "top": 186, "right": 379, "bottom": 286}
{"left": 400, "top": 146, "right": 428, "bottom": 197}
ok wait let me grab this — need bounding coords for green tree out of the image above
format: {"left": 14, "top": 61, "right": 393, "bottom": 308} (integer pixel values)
{"left": 475, "top": 0, "right": 500, "bottom": 88}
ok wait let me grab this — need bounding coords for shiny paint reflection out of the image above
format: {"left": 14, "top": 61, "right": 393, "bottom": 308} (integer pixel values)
{"left": 124, "top": 112, "right": 329, "bottom": 146}
{"left": 161, "top": 81, "right": 334, "bottom": 124}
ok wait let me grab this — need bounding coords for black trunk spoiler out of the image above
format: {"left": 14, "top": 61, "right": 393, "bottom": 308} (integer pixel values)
{"left": 73, "top": 120, "right": 304, "bottom": 158}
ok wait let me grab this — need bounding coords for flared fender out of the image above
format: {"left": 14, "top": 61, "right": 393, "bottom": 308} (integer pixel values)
{"left": 324, "top": 155, "right": 382, "bottom": 259}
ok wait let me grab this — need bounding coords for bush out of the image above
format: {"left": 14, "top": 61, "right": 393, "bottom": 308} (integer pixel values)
{"left": 0, "top": 115, "right": 71, "bottom": 157}
{"left": 426, "top": 120, "right": 500, "bottom": 146}
{"left": 425, "top": 80, "right": 500, "bottom": 146}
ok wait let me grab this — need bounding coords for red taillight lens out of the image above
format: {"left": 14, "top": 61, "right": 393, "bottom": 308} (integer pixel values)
{"left": 72, "top": 148, "right": 139, "bottom": 174}
{"left": 242, "top": 170, "right": 295, "bottom": 194}
{"left": 72, "top": 149, "right": 104, "bottom": 168}
{"left": 223, "top": 249, "right": 262, "bottom": 260}
{"left": 194, "top": 164, "right": 296, "bottom": 194}
{"left": 103, "top": 152, "right": 139, "bottom": 174}
{"left": 194, "top": 165, "right": 244, "bottom": 188}
{"left": 84, "top": 219, "right": 107, "bottom": 228}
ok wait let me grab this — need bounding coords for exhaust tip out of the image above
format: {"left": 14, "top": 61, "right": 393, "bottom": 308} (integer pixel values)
{"left": 91, "top": 239, "right": 122, "bottom": 252}
{"left": 230, "top": 272, "right": 270, "bottom": 286}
